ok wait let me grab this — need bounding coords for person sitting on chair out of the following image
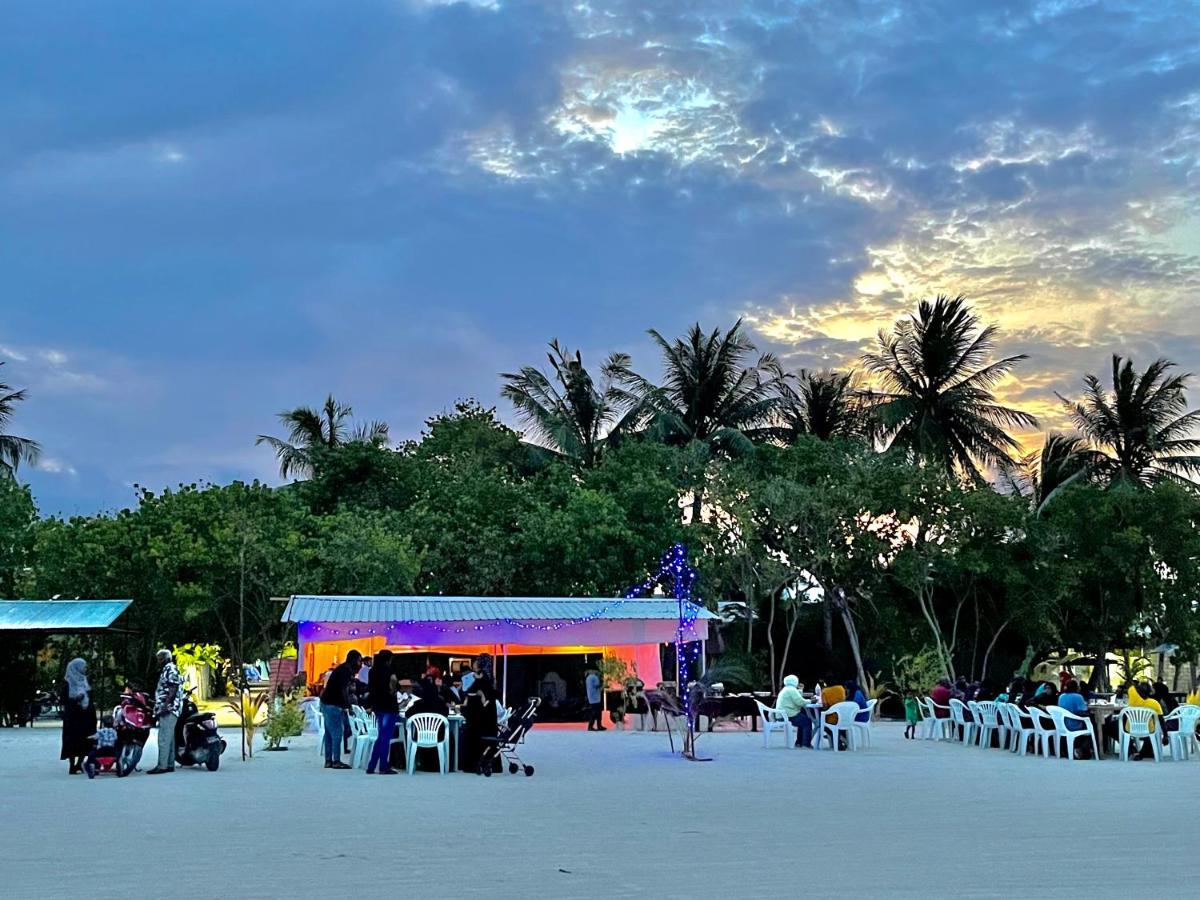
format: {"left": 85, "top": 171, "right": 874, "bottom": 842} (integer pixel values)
{"left": 776, "top": 675, "right": 812, "bottom": 748}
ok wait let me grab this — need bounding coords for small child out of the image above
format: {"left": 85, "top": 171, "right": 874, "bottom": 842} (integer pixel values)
{"left": 903, "top": 690, "right": 920, "bottom": 739}
{"left": 85, "top": 714, "right": 119, "bottom": 778}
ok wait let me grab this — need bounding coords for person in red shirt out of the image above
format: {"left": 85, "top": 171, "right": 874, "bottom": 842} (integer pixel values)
{"left": 930, "top": 679, "right": 952, "bottom": 718}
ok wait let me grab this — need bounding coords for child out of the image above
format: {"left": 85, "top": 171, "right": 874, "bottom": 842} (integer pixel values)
{"left": 85, "top": 714, "right": 119, "bottom": 778}
{"left": 903, "top": 690, "right": 920, "bottom": 739}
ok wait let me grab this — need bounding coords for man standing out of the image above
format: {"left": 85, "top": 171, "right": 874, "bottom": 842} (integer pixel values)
{"left": 585, "top": 667, "right": 605, "bottom": 732}
{"left": 148, "top": 649, "right": 183, "bottom": 774}
{"left": 320, "top": 650, "right": 362, "bottom": 769}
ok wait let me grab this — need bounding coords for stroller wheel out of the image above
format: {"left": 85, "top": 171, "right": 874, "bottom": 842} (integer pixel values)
{"left": 482, "top": 766, "right": 492, "bottom": 777}
{"left": 508, "top": 763, "right": 519, "bottom": 774}
{"left": 524, "top": 765, "right": 534, "bottom": 777}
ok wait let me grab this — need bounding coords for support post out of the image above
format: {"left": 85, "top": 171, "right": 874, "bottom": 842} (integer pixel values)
{"left": 501, "top": 643, "right": 508, "bottom": 707}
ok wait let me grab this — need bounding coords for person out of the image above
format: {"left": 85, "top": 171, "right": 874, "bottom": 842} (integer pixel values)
{"left": 357, "top": 656, "right": 372, "bottom": 687}
{"left": 585, "top": 667, "right": 605, "bottom": 732}
{"left": 1057, "top": 680, "right": 1092, "bottom": 759}
{"left": 148, "top": 649, "right": 183, "bottom": 775}
{"left": 776, "top": 675, "right": 812, "bottom": 748}
{"left": 903, "top": 690, "right": 920, "bottom": 739}
{"left": 1126, "top": 681, "right": 1164, "bottom": 759}
{"left": 60, "top": 658, "right": 96, "bottom": 775}
{"left": 847, "top": 681, "right": 870, "bottom": 723}
{"left": 930, "top": 679, "right": 952, "bottom": 717}
{"left": 443, "top": 674, "right": 464, "bottom": 706}
{"left": 85, "top": 714, "right": 119, "bottom": 778}
{"left": 461, "top": 672, "right": 499, "bottom": 773}
{"left": 319, "top": 649, "right": 362, "bottom": 770}
{"left": 365, "top": 649, "right": 398, "bottom": 775}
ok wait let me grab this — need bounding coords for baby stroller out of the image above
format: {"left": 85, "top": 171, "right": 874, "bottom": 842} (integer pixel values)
{"left": 479, "top": 697, "right": 541, "bottom": 777}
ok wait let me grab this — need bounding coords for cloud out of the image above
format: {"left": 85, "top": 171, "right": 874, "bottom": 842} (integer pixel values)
{"left": 2, "top": 0, "right": 1199, "bottom": 509}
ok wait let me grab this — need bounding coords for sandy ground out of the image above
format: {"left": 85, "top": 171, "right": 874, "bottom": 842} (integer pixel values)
{"left": 2, "top": 720, "right": 1196, "bottom": 899}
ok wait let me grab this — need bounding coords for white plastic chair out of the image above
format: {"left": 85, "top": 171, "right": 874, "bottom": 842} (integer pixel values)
{"left": 922, "top": 697, "right": 953, "bottom": 741}
{"left": 1165, "top": 705, "right": 1200, "bottom": 761}
{"left": 977, "top": 701, "right": 1005, "bottom": 749}
{"left": 1047, "top": 706, "right": 1099, "bottom": 761}
{"left": 1027, "top": 706, "right": 1058, "bottom": 758}
{"left": 967, "top": 701, "right": 986, "bottom": 747}
{"left": 755, "top": 700, "right": 794, "bottom": 748}
{"left": 313, "top": 702, "right": 326, "bottom": 757}
{"left": 816, "top": 701, "right": 861, "bottom": 752}
{"left": 1118, "top": 707, "right": 1161, "bottom": 762}
{"left": 950, "top": 699, "right": 977, "bottom": 745}
{"left": 406, "top": 713, "right": 449, "bottom": 774}
{"left": 851, "top": 698, "right": 877, "bottom": 749}
{"left": 1005, "top": 703, "right": 1036, "bottom": 756}
{"left": 349, "top": 706, "right": 377, "bottom": 769}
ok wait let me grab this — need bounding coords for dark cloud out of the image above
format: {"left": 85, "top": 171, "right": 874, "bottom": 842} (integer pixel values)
{"left": 3, "top": 0, "right": 1199, "bottom": 512}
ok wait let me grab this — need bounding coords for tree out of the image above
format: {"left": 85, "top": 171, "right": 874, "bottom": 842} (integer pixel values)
{"left": 0, "top": 362, "right": 40, "bottom": 477}
{"left": 1062, "top": 355, "right": 1200, "bottom": 487}
{"left": 256, "top": 394, "right": 388, "bottom": 480}
{"left": 862, "top": 295, "right": 1037, "bottom": 479}
{"left": 0, "top": 478, "right": 36, "bottom": 597}
{"left": 777, "top": 369, "right": 868, "bottom": 443}
{"left": 1022, "top": 432, "right": 1101, "bottom": 514}
{"left": 606, "top": 321, "right": 786, "bottom": 523}
{"left": 501, "top": 340, "right": 637, "bottom": 469}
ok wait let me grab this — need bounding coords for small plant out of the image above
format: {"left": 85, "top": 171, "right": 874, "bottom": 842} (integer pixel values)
{"left": 263, "top": 693, "right": 306, "bottom": 750}
{"left": 892, "top": 647, "right": 944, "bottom": 694}
{"left": 225, "top": 690, "right": 269, "bottom": 759}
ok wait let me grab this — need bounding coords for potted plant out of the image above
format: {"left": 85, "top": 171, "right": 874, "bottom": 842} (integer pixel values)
{"left": 263, "top": 692, "right": 306, "bottom": 751}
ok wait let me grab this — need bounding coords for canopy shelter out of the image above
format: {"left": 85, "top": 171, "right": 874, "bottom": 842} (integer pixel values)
{"left": 0, "top": 600, "right": 133, "bottom": 632}
{"left": 281, "top": 595, "right": 716, "bottom": 700}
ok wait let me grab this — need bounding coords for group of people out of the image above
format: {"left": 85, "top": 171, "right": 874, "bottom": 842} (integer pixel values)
{"left": 318, "top": 650, "right": 501, "bottom": 774}
{"left": 914, "top": 672, "right": 1196, "bottom": 759}
{"left": 775, "top": 675, "right": 871, "bottom": 748}
{"left": 58, "top": 649, "right": 186, "bottom": 776}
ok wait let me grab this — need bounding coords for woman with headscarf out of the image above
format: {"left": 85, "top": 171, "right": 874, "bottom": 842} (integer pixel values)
{"left": 60, "top": 658, "right": 97, "bottom": 774}
{"left": 460, "top": 672, "right": 499, "bottom": 774}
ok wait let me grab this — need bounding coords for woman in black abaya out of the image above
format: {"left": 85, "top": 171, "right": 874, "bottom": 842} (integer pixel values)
{"left": 460, "top": 672, "right": 498, "bottom": 774}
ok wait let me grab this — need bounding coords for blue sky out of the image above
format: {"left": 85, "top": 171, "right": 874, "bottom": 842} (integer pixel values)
{"left": 3, "top": 0, "right": 1199, "bottom": 514}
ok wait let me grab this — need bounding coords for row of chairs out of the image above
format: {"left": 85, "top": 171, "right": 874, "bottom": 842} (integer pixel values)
{"left": 756, "top": 699, "right": 877, "bottom": 752}
{"left": 920, "top": 697, "right": 1200, "bottom": 762}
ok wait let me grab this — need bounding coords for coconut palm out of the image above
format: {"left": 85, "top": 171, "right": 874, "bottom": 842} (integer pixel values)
{"left": 606, "top": 320, "right": 786, "bottom": 522}
{"left": 777, "top": 369, "right": 869, "bottom": 443}
{"left": 0, "top": 362, "right": 40, "bottom": 477}
{"left": 500, "top": 340, "right": 637, "bottom": 469}
{"left": 256, "top": 394, "right": 388, "bottom": 479}
{"left": 1061, "top": 355, "right": 1200, "bottom": 487}
{"left": 1022, "top": 432, "right": 1102, "bottom": 513}
{"left": 862, "top": 295, "right": 1037, "bottom": 479}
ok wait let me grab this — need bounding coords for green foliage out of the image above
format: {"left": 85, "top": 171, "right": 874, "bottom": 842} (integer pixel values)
{"left": 172, "top": 642, "right": 225, "bottom": 671}
{"left": 892, "top": 647, "right": 945, "bottom": 693}
{"left": 264, "top": 693, "right": 306, "bottom": 749}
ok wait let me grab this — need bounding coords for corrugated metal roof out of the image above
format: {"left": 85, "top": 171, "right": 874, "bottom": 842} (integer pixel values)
{"left": 0, "top": 600, "right": 133, "bottom": 631}
{"left": 282, "top": 595, "right": 716, "bottom": 624}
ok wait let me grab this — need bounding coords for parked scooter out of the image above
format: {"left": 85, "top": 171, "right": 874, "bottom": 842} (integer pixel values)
{"left": 174, "top": 688, "right": 226, "bottom": 771}
{"left": 114, "top": 685, "right": 156, "bottom": 777}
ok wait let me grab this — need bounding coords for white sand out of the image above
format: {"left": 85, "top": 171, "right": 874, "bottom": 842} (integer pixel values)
{"left": 2, "top": 721, "right": 1194, "bottom": 899}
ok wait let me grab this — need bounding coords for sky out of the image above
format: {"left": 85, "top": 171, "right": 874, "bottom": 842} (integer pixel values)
{"left": 3, "top": 0, "right": 1199, "bottom": 515}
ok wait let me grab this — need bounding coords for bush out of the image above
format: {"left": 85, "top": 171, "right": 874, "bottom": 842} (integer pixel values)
{"left": 264, "top": 694, "right": 306, "bottom": 750}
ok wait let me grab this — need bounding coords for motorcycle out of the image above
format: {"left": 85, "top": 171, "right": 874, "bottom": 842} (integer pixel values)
{"left": 174, "top": 688, "right": 226, "bottom": 771}
{"left": 114, "top": 686, "right": 156, "bottom": 777}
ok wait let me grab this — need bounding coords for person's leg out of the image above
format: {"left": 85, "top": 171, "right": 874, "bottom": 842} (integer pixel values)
{"left": 154, "top": 714, "right": 177, "bottom": 771}
{"left": 368, "top": 712, "right": 396, "bottom": 773}
{"left": 323, "top": 705, "right": 344, "bottom": 764}
{"left": 321, "top": 704, "right": 335, "bottom": 762}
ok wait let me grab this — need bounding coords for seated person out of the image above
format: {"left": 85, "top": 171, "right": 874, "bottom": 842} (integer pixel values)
{"left": 85, "top": 714, "right": 118, "bottom": 779}
{"left": 1057, "top": 681, "right": 1089, "bottom": 729}
{"left": 930, "top": 679, "right": 953, "bottom": 717}
{"left": 1125, "top": 681, "right": 1164, "bottom": 759}
{"left": 820, "top": 681, "right": 847, "bottom": 722}
{"left": 776, "top": 675, "right": 812, "bottom": 748}
{"left": 846, "top": 682, "right": 870, "bottom": 723}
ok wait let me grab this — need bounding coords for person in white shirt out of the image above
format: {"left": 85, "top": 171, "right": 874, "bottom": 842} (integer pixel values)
{"left": 356, "top": 656, "right": 372, "bottom": 685}
{"left": 776, "top": 674, "right": 813, "bottom": 748}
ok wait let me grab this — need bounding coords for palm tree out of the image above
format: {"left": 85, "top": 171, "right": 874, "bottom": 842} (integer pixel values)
{"left": 1061, "top": 355, "right": 1200, "bottom": 487}
{"left": 0, "top": 362, "right": 40, "bottom": 477}
{"left": 606, "top": 320, "right": 786, "bottom": 521}
{"left": 256, "top": 394, "right": 388, "bottom": 479}
{"left": 500, "top": 340, "right": 637, "bottom": 469}
{"left": 861, "top": 295, "right": 1037, "bottom": 479}
{"left": 778, "top": 369, "right": 868, "bottom": 442}
{"left": 1022, "top": 432, "right": 1101, "bottom": 513}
